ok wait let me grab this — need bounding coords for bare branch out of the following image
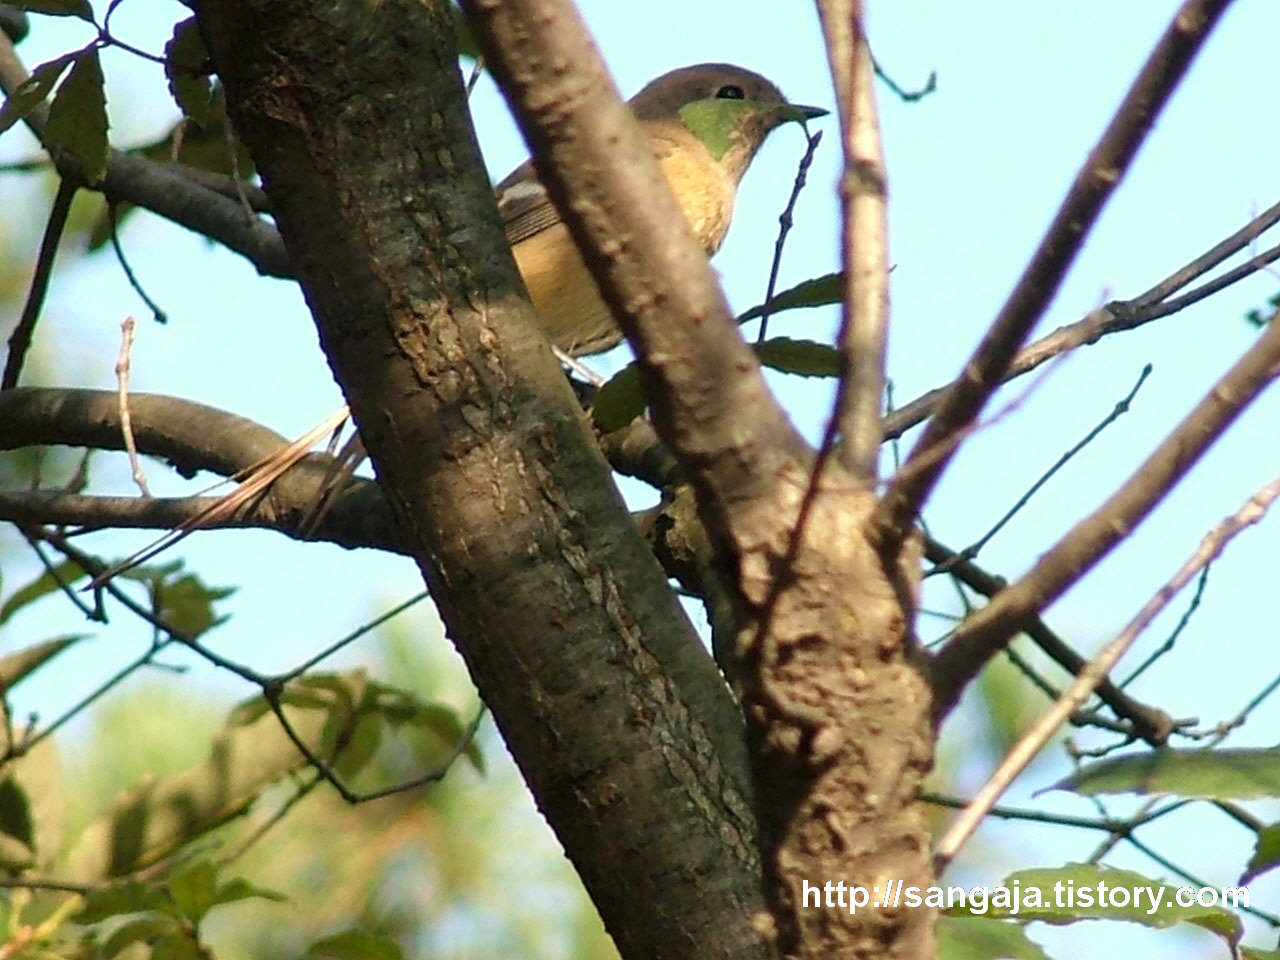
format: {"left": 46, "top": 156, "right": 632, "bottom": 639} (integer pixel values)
{"left": 933, "top": 467, "right": 1280, "bottom": 872}
{"left": 461, "top": 6, "right": 935, "bottom": 957}
{"left": 2, "top": 176, "right": 74, "bottom": 390}
{"left": 1, "top": 387, "right": 289, "bottom": 476}
{"left": 872, "top": 0, "right": 1236, "bottom": 550}
{"left": 885, "top": 200, "right": 1280, "bottom": 440}
{"left": 932, "top": 310, "right": 1280, "bottom": 717}
{"left": 923, "top": 538, "right": 1176, "bottom": 745}
{"left": 816, "top": 0, "right": 889, "bottom": 483}
{"left": 0, "top": 31, "right": 291, "bottom": 278}
{"left": 114, "top": 317, "right": 151, "bottom": 496}
{"left": 0, "top": 387, "right": 401, "bottom": 552}
{"left": 106, "top": 205, "right": 168, "bottom": 323}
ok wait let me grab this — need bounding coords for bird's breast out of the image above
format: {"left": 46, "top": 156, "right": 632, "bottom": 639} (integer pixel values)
{"left": 654, "top": 137, "right": 736, "bottom": 255}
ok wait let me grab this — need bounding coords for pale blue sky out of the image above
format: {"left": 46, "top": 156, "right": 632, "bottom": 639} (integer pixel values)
{"left": 3, "top": 1, "right": 1280, "bottom": 955}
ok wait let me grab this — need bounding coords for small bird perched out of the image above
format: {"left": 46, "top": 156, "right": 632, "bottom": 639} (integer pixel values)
{"left": 494, "top": 63, "right": 826, "bottom": 357}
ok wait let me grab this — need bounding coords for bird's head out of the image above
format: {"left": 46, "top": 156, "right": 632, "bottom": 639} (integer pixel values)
{"left": 630, "top": 63, "right": 827, "bottom": 183}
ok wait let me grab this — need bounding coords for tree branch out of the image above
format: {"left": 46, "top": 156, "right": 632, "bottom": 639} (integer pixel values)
{"left": 932, "top": 307, "right": 1280, "bottom": 718}
{"left": 923, "top": 537, "right": 1175, "bottom": 745}
{"left": 884, "top": 197, "right": 1280, "bottom": 441}
{"left": 934, "top": 466, "right": 1280, "bottom": 872}
{"left": 3, "top": 177, "right": 75, "bottom": 389}
{"left": 0, "top": 31, "right": 291, "bottom": 278}
{"left": 192, "top": 4, "right": 765, "bottom": 960}
{"left": 0, "top": 387, "right": 402, "bottom": 551}
{"left": 816, "top": 0, "right": 888, "bottom": 483}
{"left": 460, "top": 5, "right": 935, "bottom": 958}
{"left": 872, "top": 0, "right": 1236, "bottom": 551}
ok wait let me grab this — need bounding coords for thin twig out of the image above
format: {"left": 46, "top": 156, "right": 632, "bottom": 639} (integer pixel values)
{"left": 924, "top": 537, "right": 1177, "bottom": 745}
{"left": 930, "top": 365, "right": 1152, "bottom": 576}
{"left": 1116, "top": 564, "right": 1209, "bottom": 689}
{"left": 885, "top": 198, "right": 1280, "bottom": 442}
{"left": 107, "top": 204, "right": 168, "bottom": 324}
{"left": 931, "top": 311, "right": 1280, "bottom": 719}
{"left": 16, "top": 524, "right": 98, "bottom": 622}
{"left": 755, "top": 128, "right": 823, "bottom": 344}
{"left": 218, "top": 771, "right": 323, "bottom": 865}
{"left": 869, "top": 49, "right": 936, "bottom": 104}
{"left": 933, "top": 467, "right": 1280, "bottom": 873}
{"left": 873, "top": 0, "right": 1236, "bottom": 553}
{"left": 921, "top": 791, "right": 1133, "bottom": 833}
{"left": 3, "top": 177, "right": 75, "bottom": 390}
{"left": 264, "top": 687, "right": 485, "bottom": 805}
{"left": 1132, "top": 198, "right": 1280, "bottom": 308}
{"left": 281, "top": 591, "right": 429, "bottom": 679}
{"left": 114, "top": 317, "right": 151, "bottom": 497}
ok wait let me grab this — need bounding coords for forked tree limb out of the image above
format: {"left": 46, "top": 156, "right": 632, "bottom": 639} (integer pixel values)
{"left": 932, "top": 308, "right": 1280, "bottom": 718}
{"left": 871, "top": 0, "right": 1237, "bottom": 554}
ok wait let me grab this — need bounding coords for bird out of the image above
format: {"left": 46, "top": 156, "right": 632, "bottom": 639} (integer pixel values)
{"left": 493, "top": 63, "right": 827, "bottom": 358}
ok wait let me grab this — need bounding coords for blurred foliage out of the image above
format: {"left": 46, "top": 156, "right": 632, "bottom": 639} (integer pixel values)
{"left": 0, "top": 556, "right": 616, "bottom": 960}
{"left": 2, "top": 5, "right": 1276, "bottom": 960}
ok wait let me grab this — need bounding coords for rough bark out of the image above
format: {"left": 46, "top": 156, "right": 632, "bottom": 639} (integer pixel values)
{"left": 190, "top": 4, "right": 770, "bottom": 960}
{"left": 460, "top": 2, "right": 937, "bottom": 957}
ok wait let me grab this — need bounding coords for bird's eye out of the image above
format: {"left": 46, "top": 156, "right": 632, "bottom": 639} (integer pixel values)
{"left": 715, "top": 84, "right": 745, "bottom": 100}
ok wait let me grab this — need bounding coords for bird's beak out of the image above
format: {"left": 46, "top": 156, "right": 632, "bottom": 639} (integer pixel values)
{"left": 772, "top": 103, "right": 827, "bottom": 126}
{"left": 794, "top": 104, "right": 829, "bottom": 121}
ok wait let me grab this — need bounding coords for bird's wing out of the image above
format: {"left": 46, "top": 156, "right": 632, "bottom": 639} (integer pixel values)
{"left": 494, "top": 159, "right": 564, "bottom": 248}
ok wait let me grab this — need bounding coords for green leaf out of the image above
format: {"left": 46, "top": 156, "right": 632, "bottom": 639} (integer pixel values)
{"left": 77, "top": 879, "right": 171, "bottom": 923}
{"left": 363, "top": 679, "right": 428, "bottom": 723}
{"left": 754, "top": 337, "right": 841, "bottom": 378}
{"left": 12, "top": 0, "right": 94, "bottom": 21}
{"left": 407, "top": 704, "right": 483, "bottom": 772}
{"left": 948, "top": 864, "right": 1243, "bottom": 951}
{"left": 0, "top": 51, "right": 77, "bottom": 135}
{"left": 226, "top": 692, "right": 272, "bottom": 727}
{"left": 45, "top": 46, "right": 109, "bottom": 183}
{"left": 63, "top": 701, "right": 333, "bottom": 880}
{"left": 167, "top": 858, "right": 218, "bottom": 924}
{"left": 1055, "top": 747, "right": 1280, "bottom": 800}
{"left": 331, "top": 711, "right": 384, "bottom": 780}
{"left": 937, "top": 916, "right": 1050, "bottom": 960}
{"left": 100, "top": 913, "right": 180, "bottom": 958}
{"left": 164, "top": 18, "right": 213, "bottom": 125}
{"left": 154, "top": 572, "right": 234, "bottom": 639}
{"left": 0, "top": 735, "right": 63, "bottom": 866}
{"left": 308, "top": 928, "right": 406, "bottom": 960}
{"left": 1242, "top": 822, "right": 1280, "bottom": 884}
{"left": 738, "top": 271, "right": 843, "bottom": 322}
{"left": 151, "top": 929, "right": 204, "bottom": 960}
{"left": 297, "top": 670, "right": 363, "bottom": 715}
{"left": 0, "top": 636, "right": 85, "bottom": 687}
{"left": 0, "top": 770, "right": 34, "bottom": 857}
{"left": 210, "top": 876, "right": 289, "bottom": 908}
{"left": 0, "top": 831, "right": 35, "bottom": 871}
{"left": 0, "top": 559, "right": 86, "bottom": 624}
{"left": 590, "top": 363, "right": 645, "bottom": 432}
